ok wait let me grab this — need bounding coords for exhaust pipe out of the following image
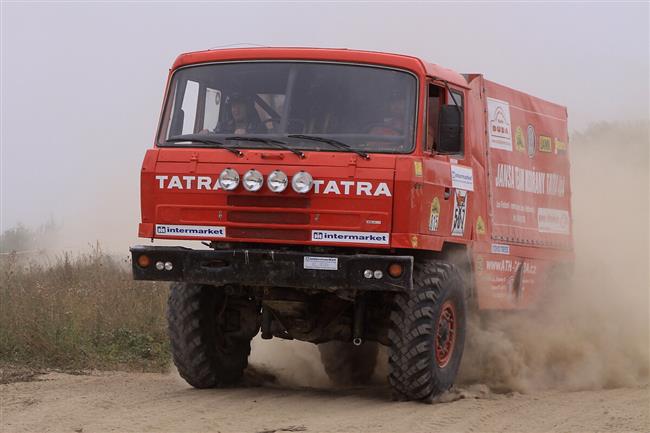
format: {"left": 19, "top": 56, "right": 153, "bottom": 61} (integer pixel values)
{"left": 352, "top": 295, "right": 366, "bottom": 346}
{"left": 261, "top": 305, "right": 273, "bottom": 340}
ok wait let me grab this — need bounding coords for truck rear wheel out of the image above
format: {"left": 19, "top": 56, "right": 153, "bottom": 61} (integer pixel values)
{"left": 318, "top": 341, "right": 379, "bottom": 385}
{"left": 388, "top": 261, "right": 466, "bottom": 402}
{"left": 167, "top": 283, "right": 259, "bottom": 388}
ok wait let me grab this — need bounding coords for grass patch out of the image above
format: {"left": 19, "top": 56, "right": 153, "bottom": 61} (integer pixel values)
{"left": 0, "top": 245, "right": 170, "bottom": 372}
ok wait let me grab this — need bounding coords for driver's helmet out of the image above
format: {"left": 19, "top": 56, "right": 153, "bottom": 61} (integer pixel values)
{"left": 227, "top": 92, "right": 254, "bottom": 105}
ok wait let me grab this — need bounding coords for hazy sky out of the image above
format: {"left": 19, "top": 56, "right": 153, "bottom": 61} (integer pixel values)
{"left": 1, "top": 2, "right": 648, "bottom": 250}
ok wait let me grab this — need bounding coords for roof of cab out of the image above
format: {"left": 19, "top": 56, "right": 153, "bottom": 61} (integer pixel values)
{"left": 172, "top": 47, "right": 468, "bottom": 89}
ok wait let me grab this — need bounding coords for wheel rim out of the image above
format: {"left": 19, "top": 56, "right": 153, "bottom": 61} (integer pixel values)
{"left": 435, "top": 300, "right": 457, "bottom": 368}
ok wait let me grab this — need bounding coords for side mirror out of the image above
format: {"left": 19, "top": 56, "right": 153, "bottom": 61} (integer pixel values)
{"left": 436, "top": 105, "right": 463, "bottom": 154}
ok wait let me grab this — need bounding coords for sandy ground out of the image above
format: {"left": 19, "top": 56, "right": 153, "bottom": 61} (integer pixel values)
{"left": 1, "top": 368, "right": 648, "bottom": 433}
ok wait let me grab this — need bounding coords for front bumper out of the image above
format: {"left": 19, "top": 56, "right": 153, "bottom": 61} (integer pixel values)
{"left": 130, "top": 246, "right": 413, "bottom": 292}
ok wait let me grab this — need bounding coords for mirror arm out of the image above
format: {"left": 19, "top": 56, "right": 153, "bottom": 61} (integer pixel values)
{"left": 433, "top": 77, "right": 465, "bottom": 128}
{"left": 432, "top": 77, "right": 463, "bottom": 116}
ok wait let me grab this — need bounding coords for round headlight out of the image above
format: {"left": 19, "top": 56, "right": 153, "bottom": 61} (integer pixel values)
{"left": 219, "top": 168, "right": 239, "bottom": 191}
{"left": 267, "top": 170, "right": 288, "bottom": 193}
{"left": 243, "top": 169, "right": 264, "bottom": 192}
{"left": 291, "top": 171, "right": 313, "bottom": 194}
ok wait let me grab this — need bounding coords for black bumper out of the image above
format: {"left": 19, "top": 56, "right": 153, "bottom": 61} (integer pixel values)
{"left": 130, "top": 246, "right": 413, "bottom": 292}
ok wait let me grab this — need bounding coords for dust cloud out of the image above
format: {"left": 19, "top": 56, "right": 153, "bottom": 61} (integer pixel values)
{"left": 458, "top": 121, "right": 650, "bottom": 393}
{"left": 248, "top": 338, "right": 331, "bottom": 388}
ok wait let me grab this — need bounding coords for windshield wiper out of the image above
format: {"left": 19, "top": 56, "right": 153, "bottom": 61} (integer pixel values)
{"left": 225, "top": 136, "right": 305, "bottom": 158}
{"left": 287, "top": 134, "right": 369, "bottom": 159}
{"left": 165, "top": 134, "right": 243, "bottom": 156}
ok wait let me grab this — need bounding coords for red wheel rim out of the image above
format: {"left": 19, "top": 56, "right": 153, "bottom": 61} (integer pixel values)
{"left": 435, "top": 300, "right": 457, "bottom": 368}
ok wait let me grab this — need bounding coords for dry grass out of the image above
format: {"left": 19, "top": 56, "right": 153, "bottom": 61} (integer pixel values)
{"left": 0, "top": 244, "right": 170, "bottom": 372}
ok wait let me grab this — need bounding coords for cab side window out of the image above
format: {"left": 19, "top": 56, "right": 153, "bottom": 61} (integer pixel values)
{"left": 426, "top": 84, "right": 442, "bottom": 151}
{"left": 447, "top": 89, "right": 463, "bottom": 109}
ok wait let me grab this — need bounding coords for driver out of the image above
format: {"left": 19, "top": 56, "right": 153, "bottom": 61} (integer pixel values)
{"left": 214, "top": 94, "right": 263, "bottom": 134}
{"left": 369, "top": 91, "right": 406, "bottom": 135}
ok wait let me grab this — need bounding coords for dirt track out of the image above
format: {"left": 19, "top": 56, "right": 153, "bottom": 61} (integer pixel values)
{"left": 2, "top": 368, "right": 648, "bottom": 433}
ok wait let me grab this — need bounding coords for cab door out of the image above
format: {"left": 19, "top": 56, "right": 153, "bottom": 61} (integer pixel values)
{"left": 420, "top": 82, "right": 471, "bottom": 240}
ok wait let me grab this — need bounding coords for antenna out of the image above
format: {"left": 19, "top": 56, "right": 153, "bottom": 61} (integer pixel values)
{"left": 208, "top": 42, "right": 268, "bottom": 50}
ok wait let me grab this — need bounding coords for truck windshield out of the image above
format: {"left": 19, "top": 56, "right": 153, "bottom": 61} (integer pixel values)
{"left": 158, "top": 62, "right": 417, "bottom": 154}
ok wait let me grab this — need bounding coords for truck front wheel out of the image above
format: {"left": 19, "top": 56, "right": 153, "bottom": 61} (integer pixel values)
{"left": 388, "top": 261, "right": 466, "bottom": 402}
{"left": 167, "top": 283, "right": 259, "bottom": 388}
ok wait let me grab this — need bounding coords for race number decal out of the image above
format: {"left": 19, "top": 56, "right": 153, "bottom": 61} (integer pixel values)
{"left": 429, "top": 197, "right": 441, "bottom": 232}
{"left": 451, "top": 189, "right": 468, "bottom": 236}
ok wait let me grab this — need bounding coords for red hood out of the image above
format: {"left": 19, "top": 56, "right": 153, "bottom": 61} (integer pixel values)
{"left": 139, "top": 148, "right": 397, "bottom": 248}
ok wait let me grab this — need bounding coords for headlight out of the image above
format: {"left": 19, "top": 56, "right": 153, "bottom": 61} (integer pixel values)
{"left": 243, "top": 169, "right": 264, "bottom": 192}
{"left": 218, "top": 168, "right": 239, "bottom": 190}
{"left": 291, "top": 171, "right": 313, "bottom": 193}
{"left": 267, "top": 170, "right": 288, "bottom": 193}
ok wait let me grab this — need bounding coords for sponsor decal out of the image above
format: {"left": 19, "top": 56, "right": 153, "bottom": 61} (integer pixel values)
{"left": 155, "top": 175, "right": 392, "bottom": 197}
{"left": 495, "top": 200, "right": 535, "bottom": 227}
{"left": 155, "top": 224, "right": 226, "bottom": 238}
{"left": 555, "top": 138, "right": 567, "bottom": 154}
{"left": 365, "top": 219, "right": 381, "bottom": 225}
{"left": 429, "top": 197, "right": 441, "bottom": 232}
{"left": 413, "top": 160, "right": 423, "bottom": 177}
{"left": 476, "top": 216, "right": 486, "bottom": 235}
{"left": 311, "top": 230, "right": 389, "bottom": 245}
{"left": 475, "top": 256, "right": 484, "bottom": 272}
{"left": 539, "top": 135, "right": 552, "bottom": 153}
{"left": 303, "top": 256, "right": 338, "bottom": 271}
{"left": 515, "top": 126, "right": 526, "bottom": 152}
{"left": 451, "top": 189, "right": 468, "bottom": 237}
{"left": 485, "top": 258, "right": 537, "bottom": 275}
{"left": 487, "top": 98, "right": 513, "bottom": 151}
{"left": 450, "top": 165, "right": 474, "bottom": 191}
{"left": 491, "top": 243, "right": 511, "bottom": 255}
{"left": 494, "top": 163, "right": 566, "bottom": 197}
{"left": 527, "top": 125, "right": 536, "bottom": 158}
{"left": 537, "top": 208, "right": 570, "bottom": 234}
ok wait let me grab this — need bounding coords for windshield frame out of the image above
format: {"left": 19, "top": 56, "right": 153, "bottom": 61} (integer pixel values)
{"left": 156, "top": 60, "right": 420, "bottom": 154}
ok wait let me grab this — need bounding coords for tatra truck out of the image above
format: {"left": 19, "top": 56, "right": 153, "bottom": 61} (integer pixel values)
{"left": 130, "top": 48, "right": 572, "bottom": 402}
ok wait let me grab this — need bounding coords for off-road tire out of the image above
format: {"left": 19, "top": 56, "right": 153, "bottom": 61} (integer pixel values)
{"left": 388, "top": 261, "right": 466, "bottom": 402}
{"left": 318, "top": 341, "right": 379, "bottom": 385}
{"left": 167, "top": 283, "right": 259, "bottom": 388}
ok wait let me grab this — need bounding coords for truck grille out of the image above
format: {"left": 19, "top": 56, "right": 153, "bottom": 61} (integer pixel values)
{"left": 226, "top": 195, "right": 311, "bottom": 239}
{"left": 227, "top": 195, "right": 310, "bottom": 208}
{"left": 227, "top": 211, "right": 310, "bottom": 225}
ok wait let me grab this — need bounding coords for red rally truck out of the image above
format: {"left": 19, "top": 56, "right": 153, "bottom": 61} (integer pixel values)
{"left": 130, "top": 48, "right": 573, "bottom": 402}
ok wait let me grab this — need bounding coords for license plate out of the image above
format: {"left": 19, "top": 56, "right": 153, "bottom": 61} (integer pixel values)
{"left": 303, "top": 256, "right": 338, "bottom": 271}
